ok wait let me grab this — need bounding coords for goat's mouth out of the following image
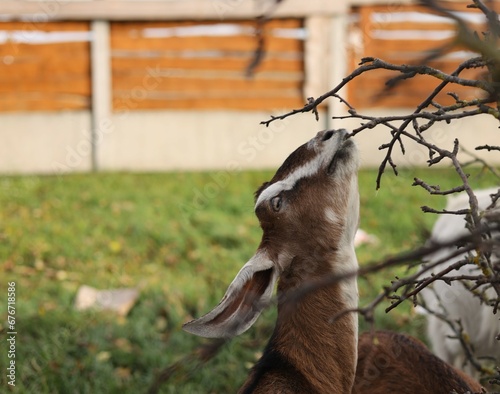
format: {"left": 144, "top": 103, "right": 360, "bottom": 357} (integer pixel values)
{"left": 327, "top": 138, "right": 356, "bottom": 174}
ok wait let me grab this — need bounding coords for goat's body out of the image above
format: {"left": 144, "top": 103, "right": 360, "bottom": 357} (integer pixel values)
{"left": 426, "top": 289, "right": 498, "bottom": 374}
{"left": 354, "top": 330, "right": 484, "bottom": 394}
{"left": 419, "top": 187, "right": 500, "bottom": 376}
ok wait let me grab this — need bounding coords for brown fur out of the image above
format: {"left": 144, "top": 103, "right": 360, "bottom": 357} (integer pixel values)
{"left": 239, "top": 268, "right": 357, "bottom": 394}
{"left": 354, "top": 330, "right": 484, "bottom": 394}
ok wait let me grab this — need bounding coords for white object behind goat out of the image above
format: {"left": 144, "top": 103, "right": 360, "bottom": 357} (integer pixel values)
{"left": 419, "top": 187, "right": 500, "bottom": 376}
{"left": 354, "top": 228, "right": 378, "bottom": 247}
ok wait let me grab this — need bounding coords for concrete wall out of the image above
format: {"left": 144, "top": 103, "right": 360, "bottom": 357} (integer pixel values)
{"left": 97, "top": 110, "right": 322, "bottom": 173}
{"left": 0, "top": 108, "right": 498, "bottom": 175}
{"left": 0, "top": 111, "right": 92, "bottom": 174}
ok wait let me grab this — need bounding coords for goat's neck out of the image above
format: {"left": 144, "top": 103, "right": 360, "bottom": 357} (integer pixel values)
{"left": 274, "top": 251, "right": 358, "bottom": 393}
{"left": 274, "top": 250, "right": 358, "bottom": 393}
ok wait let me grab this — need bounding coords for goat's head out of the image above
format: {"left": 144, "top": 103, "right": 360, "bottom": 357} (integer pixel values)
{"left": 183, "top": 129, "right": 359, "bottom": 338}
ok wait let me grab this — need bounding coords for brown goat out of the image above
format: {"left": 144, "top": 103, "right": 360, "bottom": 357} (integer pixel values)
{"left": 183, "top": 130, "right": 483, "bottom": 393}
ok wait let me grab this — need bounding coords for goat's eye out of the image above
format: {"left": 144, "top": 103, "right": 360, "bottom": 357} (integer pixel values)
{"left": 270, "top": 196, "right": 282, "bottom": 212}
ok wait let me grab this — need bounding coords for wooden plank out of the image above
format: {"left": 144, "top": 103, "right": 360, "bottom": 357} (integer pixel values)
{"left": 112, "top": 96, "right": 305, "bottom": 111}
{"left": 111, "top": 56, "right": 302, "bottom": 73}
{"left": 0, "top": 75, "right": 91, "bottom": 90}
{"left": 111, "top": 69, "right": 302, "bottom": 82}
{"left": 0, "top": 78, "right": 90, "bottom": 95}
{"left": 110, "top": 34, "right": 302, "bottom": 53}
{"left": 365, "top": 38, "right": 455, "bottom": 54}
{"left": 0, "top": 54, "right": 90, "bottom": 83}
{"left": 112, "top": 76, "right": 301, "bottom": 92}
{"left": 370, "top": 21, "right": 457, "bottom": 31}
{"left": 0, "top": 56, "right": 89, "bottom": 76}
{"left": 0, "top": 42, "right": 89, "bottom": 57}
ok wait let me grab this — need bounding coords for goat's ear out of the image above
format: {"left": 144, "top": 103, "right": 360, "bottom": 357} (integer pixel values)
{"left": 183, "top": 252, "right": 278, "bottom": 338}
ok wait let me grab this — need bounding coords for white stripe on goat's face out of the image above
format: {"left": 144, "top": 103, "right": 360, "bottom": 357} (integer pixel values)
{"left": 254, "top": 129, "right": 359, "bottom": 275}
{"left": 255, "top": 130, "right": 350, "bottom": 210}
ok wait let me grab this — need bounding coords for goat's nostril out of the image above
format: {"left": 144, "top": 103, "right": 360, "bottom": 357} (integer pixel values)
{"left": 322, "top": 130, "right": 334, "bottom": 141}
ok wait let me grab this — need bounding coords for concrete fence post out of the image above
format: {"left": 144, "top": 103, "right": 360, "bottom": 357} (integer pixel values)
{"left": 90, "top": 20, "right": 112, "bottom": 172}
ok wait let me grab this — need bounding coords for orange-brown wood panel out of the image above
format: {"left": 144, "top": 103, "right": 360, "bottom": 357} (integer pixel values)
{"left": 0, "top": 21, "right": 91, "bottom": 112}
{"left": 348, "top": 4, "right": 487, "bottom": 109}
{"left": 0, "top": 19, "right": 305, "bottom": 112}
{"left": 110, "top": 18, "right": 305, "bottom": 111}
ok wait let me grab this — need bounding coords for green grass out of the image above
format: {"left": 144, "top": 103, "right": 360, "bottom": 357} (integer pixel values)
{"left": 0, "top": 166, "right": 498, "bottom": 393}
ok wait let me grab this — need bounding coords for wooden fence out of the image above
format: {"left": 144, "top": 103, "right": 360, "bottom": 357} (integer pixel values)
{"left": 0, "top": 2, "right": 488, "bottom": 112}
{"left": 0, "top": 21, "right": 91, "bottom": 111}
{"left": 347, "top": 3, "right": 485, "bottom": 108}
{"left": 110, "top": 19, "right": 304, "bottom": 110}
{"left": 0, "top": 18, "right": 304, "bottom": 112}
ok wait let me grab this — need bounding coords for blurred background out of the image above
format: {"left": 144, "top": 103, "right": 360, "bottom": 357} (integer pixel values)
{"left": 1, "top": 0, "right": 499, "bottom": 174}
{"left": 0, "top": 0, "right": 499, "bottom": 393}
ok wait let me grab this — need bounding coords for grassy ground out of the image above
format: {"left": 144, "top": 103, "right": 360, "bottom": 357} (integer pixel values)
{"left": 0, "top": 166, "right": 498, "bottom": 393}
